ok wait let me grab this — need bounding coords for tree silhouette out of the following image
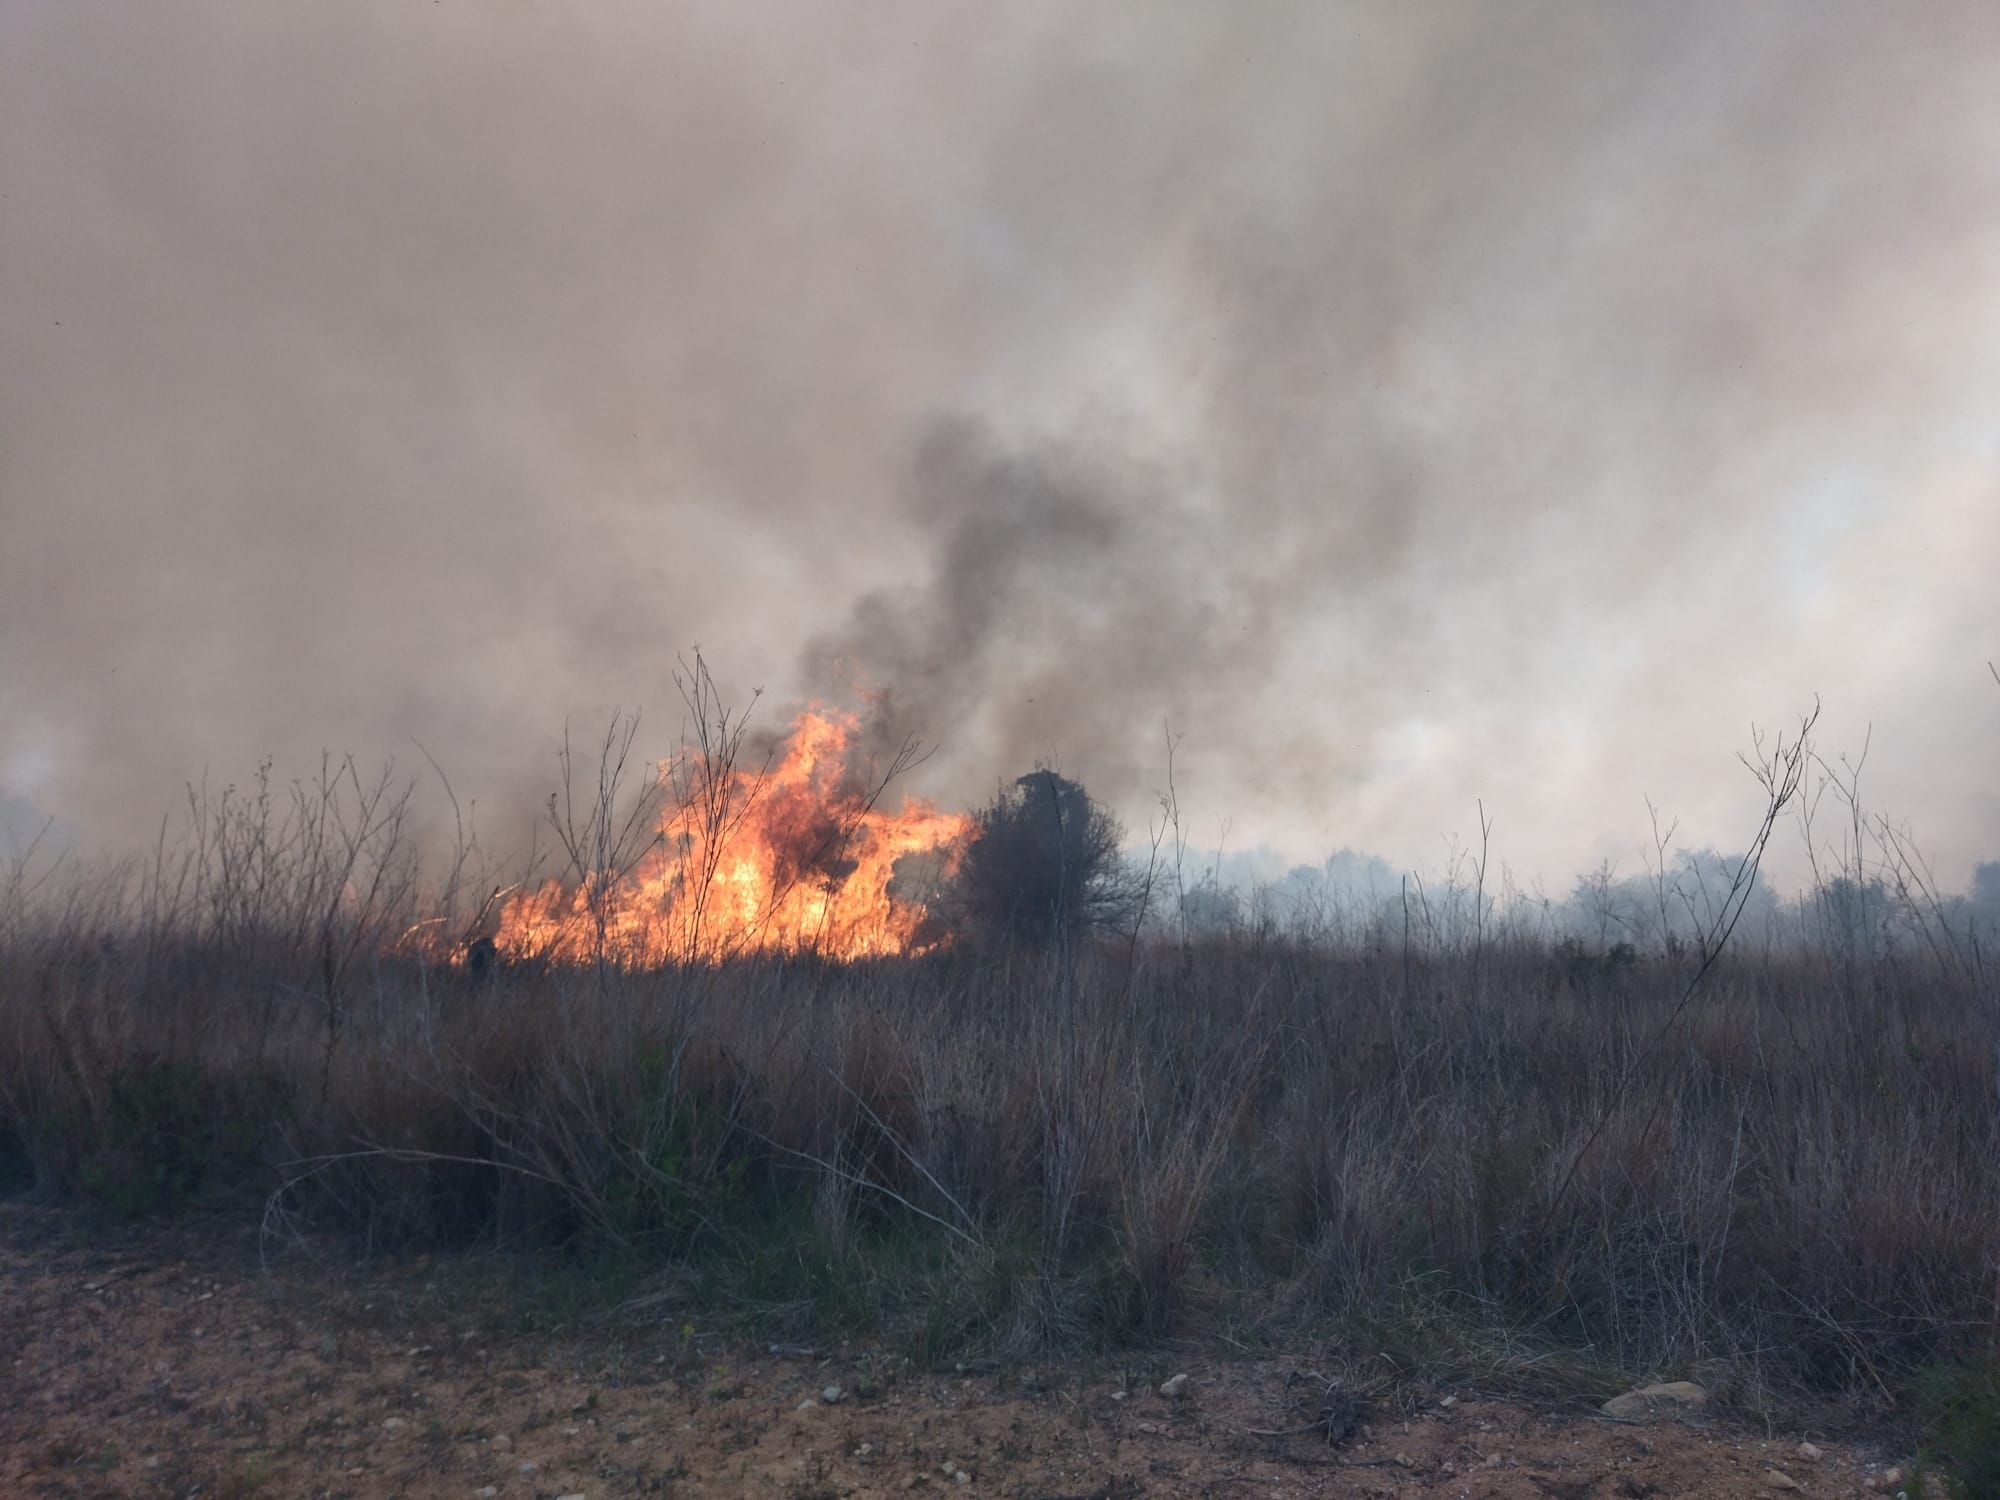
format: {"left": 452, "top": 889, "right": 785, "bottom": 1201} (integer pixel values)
{"left": 952, "top": 769, "right": 1135, "bottom": 946}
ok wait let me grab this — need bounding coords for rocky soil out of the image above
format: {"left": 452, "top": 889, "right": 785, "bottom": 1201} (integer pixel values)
{"left": 1, "top": 1203, "right": 1913, "bottom": 1499}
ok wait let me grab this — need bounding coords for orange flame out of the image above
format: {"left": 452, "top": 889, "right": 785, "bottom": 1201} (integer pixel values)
{"left": 494, "top": 709, "right": 971, "bottom": 965}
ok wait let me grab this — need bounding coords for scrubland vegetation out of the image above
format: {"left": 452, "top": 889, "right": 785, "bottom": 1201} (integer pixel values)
{"left": 2, "top": 704, "right": 1997, "bottom": 1471}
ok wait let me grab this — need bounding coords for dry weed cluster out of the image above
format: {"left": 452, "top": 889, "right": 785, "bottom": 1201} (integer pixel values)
{"left": 4, "top": 861, "right": 1995, "bottom": 1408}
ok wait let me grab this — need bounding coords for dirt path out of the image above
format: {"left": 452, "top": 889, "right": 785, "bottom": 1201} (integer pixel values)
{"left": 1, "top": 1204, "right": 1903, "bottom": 1499}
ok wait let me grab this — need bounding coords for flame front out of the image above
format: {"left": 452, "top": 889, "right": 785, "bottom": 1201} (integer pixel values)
{"left": 494, "top": 710, "right": 971, "bottom": 965}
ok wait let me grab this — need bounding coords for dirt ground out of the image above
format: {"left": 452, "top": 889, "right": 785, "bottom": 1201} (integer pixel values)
{"left": 1, "top": 1203, "right": 1911, "bottom": 1499}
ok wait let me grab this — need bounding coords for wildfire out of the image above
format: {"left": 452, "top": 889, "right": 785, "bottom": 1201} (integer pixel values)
{"left": 492, "top": 709, "right": 972, "bottom": 965}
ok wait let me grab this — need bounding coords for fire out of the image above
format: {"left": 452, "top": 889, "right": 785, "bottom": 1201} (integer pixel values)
{"left": 493, "top": 709, "right": 972, "bottom": 965}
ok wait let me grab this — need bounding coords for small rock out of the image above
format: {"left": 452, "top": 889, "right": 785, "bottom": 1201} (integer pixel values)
{"left": 797, "top": 1398, "right": 819, "bottom": 1412}
{"left": 1882, "top": 1467, "right": 1904, "bottom": 1487}
{"left": 1110, "top": 1390, "right": 1127, "bottom": 1402}
{"left": 955, "top": 1472, "right": 972, "bottom": 1485}
{"left": 476, "top": 1490, "right": 498, "bottom": 1498}
{"left": 556, "top": 1494, "right": 585, "bottom": 1500}
{"left": 1799, "top": 1441, "right": 1824, "bottom": 1462}
{"left": 1439, "top": 1394, "right": 1457, "bottom": 1408}
{"left": 1135, "top": 1421, "right": 1160, "bottom": 1434}
{"left": 1600, "top": 1381, "right": 1708, "bottom": 1420}
{"left": 1159, "top": 1373, "right": 1190, "bottom": 1400}
{"left": 822, "top": 1384, "right": 845, "bottom": 1405}
{"left": 1394, "top": 1453, "right": 1415, "bottom": 1469}
{"left": 491, "top": 1434, "right": 512, "bottom": 1451}
{"left": 517, "top": 1461, "right": 538, "bottom": 1474}
{"left": 1763, "top": 1470, "right": 1802, "bottom": 1491}
{"left": 382, "top": 1417, "right": 407, "bottom": 1431}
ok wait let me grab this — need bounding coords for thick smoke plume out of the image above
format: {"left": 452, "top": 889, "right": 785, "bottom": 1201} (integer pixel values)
{"left": 3, "top": 3, "right": 1997, "bottom": 887}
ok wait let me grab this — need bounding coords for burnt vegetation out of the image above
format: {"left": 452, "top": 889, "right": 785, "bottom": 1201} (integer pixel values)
{"left": 1, "top": 698, "right": 1998, "bottom": 1458}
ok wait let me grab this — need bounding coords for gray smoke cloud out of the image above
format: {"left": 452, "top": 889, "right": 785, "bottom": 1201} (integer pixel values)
{"left": 3, "top": 2, "right": 1997, "bottom": 889}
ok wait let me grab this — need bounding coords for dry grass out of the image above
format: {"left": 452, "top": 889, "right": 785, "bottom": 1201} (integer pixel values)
{"left": 3, "top": 849, "right": 1994, "bottom": 1412}
{"left": 3, "top": 715, "right": 1995, "bottom": 1418}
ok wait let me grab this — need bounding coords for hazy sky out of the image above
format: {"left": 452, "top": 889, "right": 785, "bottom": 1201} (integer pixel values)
{"left": 4, "top": 2, "right": 1997, "bottom": 892}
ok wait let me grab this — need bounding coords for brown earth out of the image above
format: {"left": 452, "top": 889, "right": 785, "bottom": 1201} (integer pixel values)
{"left": 0, "top": 1204, "right": 1910, "bottom": 1499}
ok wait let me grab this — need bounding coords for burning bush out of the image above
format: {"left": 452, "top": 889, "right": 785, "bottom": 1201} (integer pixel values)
{"left": 474, "top": 661, "right": 1143, "bottom": 967}
{"left": 495, "top": 705, "right": 973, "bottom": 966}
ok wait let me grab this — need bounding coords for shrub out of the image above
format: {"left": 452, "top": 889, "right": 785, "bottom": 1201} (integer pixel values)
{"left": 77, "top": 1057, "right": 274, "bottom": 1217}
{"left": 949, "top": 769, "right": 1137, "bottom": 946}
{"left": 1914, "top": 1354, "right": 2000, "bottom": 1499}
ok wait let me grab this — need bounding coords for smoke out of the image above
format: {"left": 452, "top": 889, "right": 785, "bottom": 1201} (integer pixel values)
{"left": 3, "top": 2, "right": 1998, "bottom": 888}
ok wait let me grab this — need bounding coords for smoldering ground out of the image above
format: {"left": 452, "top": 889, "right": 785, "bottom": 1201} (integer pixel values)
{"left": 4, "top": 2, "right": 1997, "bottom": 885}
